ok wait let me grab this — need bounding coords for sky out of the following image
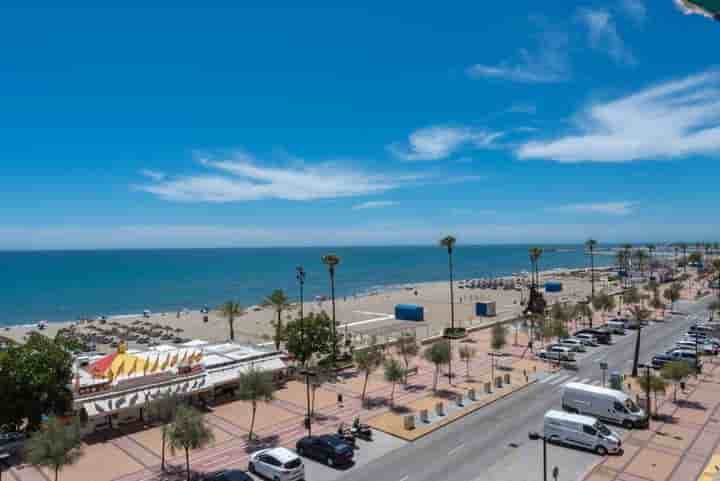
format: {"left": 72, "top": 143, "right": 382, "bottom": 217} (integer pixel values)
{"left": 1, "top": 0, "right": 719, "bottom": 250}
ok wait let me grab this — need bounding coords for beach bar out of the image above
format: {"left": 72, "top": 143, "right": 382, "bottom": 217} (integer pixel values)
{"left": 395, "top": 304, "right": 424, "bottom": 322}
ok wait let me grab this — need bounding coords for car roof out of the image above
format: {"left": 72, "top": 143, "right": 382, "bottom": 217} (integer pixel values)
{"left": 263, "top": 447, "right": 299, "bottom": 463}
{"left": 207, "top": 470, "right": 252, "bottom": 481}
{"left": 545, "top": 409, "right": 598, "bottom": 425}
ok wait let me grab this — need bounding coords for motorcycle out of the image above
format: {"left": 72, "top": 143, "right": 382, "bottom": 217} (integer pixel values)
{"left": 351, "top": 417, "right": 373, "bottom": 441}
{"left": 337, "top": 423, "right": 357, "bottom": 448}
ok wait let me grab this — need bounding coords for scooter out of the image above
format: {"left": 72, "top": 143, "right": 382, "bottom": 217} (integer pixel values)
{"left": 337, "top": 424, "right": 357, "bottom": 448}
{"left": 351, "top": 417, "right": 373, "bottom": 441}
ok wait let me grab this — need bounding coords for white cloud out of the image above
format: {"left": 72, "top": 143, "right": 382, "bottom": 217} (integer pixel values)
{"left": 389, "top": 126, "right": 503, "bottom": 161}
{"left": 620, "top": 0, "right": 646, "bottom": 23}
{"left": 466, "top": 29, "right": 570, "bottom": 83}
{"left": 579, "top": 9, "right": 636, "bottom": 65}
{"left": 138, "top": 154, "right": 406, "bottom": 202}
{"left": 517, "top": 70, "right": 720, "bottom": 162}
{"left": 547, "top": 202, "right": 636, "bottom": 216}
{"left": 140, "top": 169, "right": 166, "bottom": 181}
{"left": 674, "top": 0, "right": 719, "bottom": 19}
{"left": 352, "top": 201, "right": 397, "bottom": 210}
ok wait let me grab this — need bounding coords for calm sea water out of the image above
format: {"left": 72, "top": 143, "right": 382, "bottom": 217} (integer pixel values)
{"left": 0, "top": 245, "right": 613, "bottom": 326}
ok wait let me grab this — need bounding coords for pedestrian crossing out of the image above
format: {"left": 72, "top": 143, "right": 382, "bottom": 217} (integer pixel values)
{"left": 539, "top": 373, "right": 604, "bottom": 387}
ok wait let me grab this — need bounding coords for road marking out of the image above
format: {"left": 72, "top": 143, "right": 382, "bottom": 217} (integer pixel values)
{"left": 580, "top": 378, "right": 592, "bottom": 384}
{"left": 592, "top": 380, "right": 602, "bottom": 386}
{"left": 549, "top": 374, "right": 572, "bottom": 386}
{"left": 399, "top": 476, "right": 409, "bottom": 481}
{"left": 539, "top": 373, "right": 561, "bottom": 384}
{"left": 448, "top": 444, "right": 465, "bottom": 456}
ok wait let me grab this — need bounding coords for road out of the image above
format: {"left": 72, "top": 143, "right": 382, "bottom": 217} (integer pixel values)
{"left": 336, "top": 297, "right": 713, "bottom": 481}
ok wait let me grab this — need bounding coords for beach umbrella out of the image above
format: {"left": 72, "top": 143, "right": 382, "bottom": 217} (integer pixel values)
{"left": 676, "top": 0, "right": 720, "bottom": 19}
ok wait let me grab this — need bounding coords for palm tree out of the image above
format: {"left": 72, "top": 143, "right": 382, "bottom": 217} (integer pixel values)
{"left": 321, "top": 253, "right": 341, "bottom": 366}
{"left": 219, "top": 301, "right": 244, "bottom": 342}
{"left": 585, "top": 239, "right": 598, "bottom": 299}
{"left": 395, "top": 332, "right": 419, "bottom": 386}
{"left": 529, "top": 247, "right": 543, "bottom": 288}
{"left": 383, "top": 358, "right": 404, "bottom": 408}
{"left": 630, "top": 305, "right": 650, "bottom": 377}
{"left": 646, "top": 244, "right": 656, "bottom": 264}
{"left": 236, "top": 367, "right": 277, "bottom": 440}
{"left": 440, "top": 235, "right": 457, "bottom": 384}
{"left": 26, "top": 416, "right": 83, "bottom": 481}
{"left": 167, "top": 405, "right": 215, "bottom": 481}
{"left": 263, "top": 289, "right": 291, "bottom": 351}
{"left": 458, "top": 344, "right": 477, "bottom": 379}
{"left": 146, "top": 392, "right": 180, "bottom": 472}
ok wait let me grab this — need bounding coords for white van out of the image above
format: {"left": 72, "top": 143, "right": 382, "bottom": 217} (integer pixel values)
{"left": 543, "top": 410, "right": 622, "bottom": 455}
{"left": 562, "top": 382, "right": 647, "bottom": 429}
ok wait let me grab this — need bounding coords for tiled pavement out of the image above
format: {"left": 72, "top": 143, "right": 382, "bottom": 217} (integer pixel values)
{"left": 583, "top": 359, "right": 720, "bottom": 481}
{"left": 8, "top": 333, "right": 542, "bottom": 481}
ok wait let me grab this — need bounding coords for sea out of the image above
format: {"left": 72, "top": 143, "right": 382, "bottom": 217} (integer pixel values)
{"left": 0, "top": 245, "right": 614, "bottom": 326}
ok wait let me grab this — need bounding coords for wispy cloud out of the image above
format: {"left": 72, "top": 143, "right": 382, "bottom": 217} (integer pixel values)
{"left": 619, "top": 0, "right": 647, "bottom": 24}
{"left": 140, "top": 169, "right": 166, "bottom": 181}
{"left": 517, "top": 70, "right": 720, "bottom": 162}
{"left": 389, "top": 126, "right": 503, "bottom": 161}
{"left": 674, "top": 0, "right": 720, "bottom": 20}
{"left": 547, "top": 202, "right": 636, "bottom": 215}
{"left": 138, "top": 153, "right": 410, "bottom": 202}
{"left": 352, "top": 201, "right": 397, "bottom": 210}
{"left": 466, "top": 28, "right": 570, "bottom": 83}
{"left": 578, "top": 8, "right": 636, "bottom": 65}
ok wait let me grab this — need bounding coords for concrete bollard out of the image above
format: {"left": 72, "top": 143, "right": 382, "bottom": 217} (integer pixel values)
{"left": 420, "top": 409, "right": 429, "bottom": 423}
{"left": 404, "top": 414, "right": 415, "bottom": 430}
{"left": 484, "top": 382, "right": 492, "bottom": 394}
{"left": 456, "top": 393, "right": 464, "bottom": 407}
{"left": 504, "top": 373, "right": 511, "bottom": 385}
{"left": 468, "top": 388, "right": 477, "bottom": 401}
{"left": 495, "top": 376, "right": 503, "bottom": 389}
{"left": 435, "top": 402, "right": 445, "bottom": 416}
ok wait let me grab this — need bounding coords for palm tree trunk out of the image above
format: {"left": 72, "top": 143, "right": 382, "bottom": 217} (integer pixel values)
{"left": 229, "top": 314, "right": 235, "bottom": 341}
{"left": 55, "top": 466, "right": 59, "bottom": 481}
{"left": 305, "top": 374, "right": 312, "bottom": 435}
{"left": 390, "top": 382, "right": 396, "bottom": 407}
{"left": 185, "top": 447, "right": 190, "bottom": 481}
{"left": 447, "top": 248, "right": 455, "bottom": 385}
{"left": 275, "top": 311, "right": 282, "bottom": 351}
{"left": 403, "top": 357, "right": 410, "bottom": 386}
{"left": 433, "top": 365, "right": 439, "bottom": 392}
{"left": 161, "top": 426, "right": 166, "bottom": 471}
{"left": 632, "top": 327, "right": 641, "bottom": 377}
{"left": 361, "top": 372, "right": 369, "bottom": 406}
{"left": 250, "top": 401, "right": 257, "bottom": 440}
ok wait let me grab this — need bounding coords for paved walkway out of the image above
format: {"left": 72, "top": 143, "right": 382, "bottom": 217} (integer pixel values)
{"left": 583, "top": 359, "right": 720, "bottom": 481}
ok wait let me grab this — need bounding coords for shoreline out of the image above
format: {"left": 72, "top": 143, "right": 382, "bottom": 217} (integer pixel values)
{"left": 0, "top": 264, "right": 610, "bottom": 348}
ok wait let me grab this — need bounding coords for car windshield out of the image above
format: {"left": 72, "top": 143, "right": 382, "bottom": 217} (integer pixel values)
{"left": 284, "top": 459, "right": 302, "bottom": 469}
{"left": 595, "top": 422, "right": 612, "bottom": 436}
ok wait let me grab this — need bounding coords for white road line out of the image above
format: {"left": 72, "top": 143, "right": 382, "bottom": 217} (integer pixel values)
{"left": 549, "top": 374, "right": 572, "bottom": 386}
{"left": 399, "top": 476, "right": 409, "bottom": 481}
{"left": 592, "top": 380, "right": 602, "bottom": 386}
{"left": 539, "top": 373, "right": 561, "bottom": 384}
{"left": 580, "top": 378, "right": 592, "bottom": 384}
{"left": 448, "top": 444, "right": 465, "bottom": 456}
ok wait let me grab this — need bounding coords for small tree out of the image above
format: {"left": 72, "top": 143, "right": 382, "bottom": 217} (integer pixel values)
{"left": 458, "top": 344, "right": 477, "bottom": 378}
{"left": 236, "top": 368, "right": 277, "bottom": 440}
{"left": 284, "top": 311, "right": 333, "bottom": 368}
{"left": 354, "top": 343, "right": 384, "bottom": 406}
{"left": 661, "top": 361, "right": 693, "bottom": 402}
{"left": 490, "top": 323, "right": 507, "bottom": 351}
{"left": 26, "top": 416, "right": 83, "bottom": 481}
{"left": 637, "top": 374, "right": 666, "bottom": 417}
{"left": 145, "top": 392, "right": 180, "bottom": 471}
{"left": 219, "top": 301, "right": 244, "bottom": 342}
{"left": 167, "top": 405, "right": 215, "bottom": 481}
{"left": 395, "top": 332, "right": 419, "bottom": 386}
{"left": 383, "top": 358, "right": 404, "bottom": 408}
{"left": 423, "top": 341, "right": 452, "bottom": 392}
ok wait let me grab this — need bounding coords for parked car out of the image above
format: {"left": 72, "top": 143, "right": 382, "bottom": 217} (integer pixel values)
{"left": 573, "top": 333, "right": 599, "bottom": 347}
{"left": 559, "top": 338, "right": 587, "bottom": 352}
{"left": 538, "top": 346, "right": 576, "bottom": 362}
{"left": 296, "top": 434, "right": 355, "bottom": 467}
{"left": 576, "top": 328, "right": 612, "bottom": 345}
{"left": 651, "top": 354, "right": 674, "bottom": 370}
{"left": 665, "top": 349, "right": 703, "bottom": 369}
{"left": 543, "top": 409, "right": 622, "bottom": 455}
{"left": 0, "top": 431, "right": 26, "bottom": 455}
{"left": 605, "top": 321, "right": 626, "bottom": 335}
{"left": 675, "top": 340, "right": 717, "bottom": 355}
{"left": 202, "top": 469, "right": 253, "bottom": 481}
{"left": 248, "top": 447, "right": 304, "bottom": 481}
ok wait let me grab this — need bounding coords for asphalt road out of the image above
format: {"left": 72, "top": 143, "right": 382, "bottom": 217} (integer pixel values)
{"left": 337, "top": 297, "right": 714, "bottom": 481}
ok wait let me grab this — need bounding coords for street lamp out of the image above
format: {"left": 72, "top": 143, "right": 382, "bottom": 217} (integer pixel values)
{"left": 528, "top": 432, "right": 558, "bottom": 481}
{"left": 638, "top": 363, "right": 652, "bottom": 421}
{"left": 489, "top": 351, "right": 503, "bottom": 391}
{"left": 599, "top": 361, "right": 608, "bottom": 387}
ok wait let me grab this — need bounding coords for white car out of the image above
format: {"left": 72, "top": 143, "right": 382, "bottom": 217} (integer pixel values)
{"left": 676, "top": 340, "right": 716, "bottom": 355}
{"left": 559, "top": 338, "right": 587, "bottom": 352}
{"left": 574, "top": 333, "right": 599, "bottom": 347}
{"left": 249, "top": 447, "right": 304, "bottom": 481}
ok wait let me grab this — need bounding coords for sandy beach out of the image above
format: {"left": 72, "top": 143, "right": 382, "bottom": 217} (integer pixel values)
{"left": 1, "top": 268, "right": 604, "bottom": 350}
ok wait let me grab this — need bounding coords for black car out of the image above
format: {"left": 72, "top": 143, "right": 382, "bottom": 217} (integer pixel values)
{"left": 575, "top": 328, "right": 612, "bottom": 345}
{"left": 651, "top": 354, "right": 673, "bottom": 369}
{"left": 201, "top": 470, "right": 252, "bottom": 481}
{"left": 296, "top": 434, "right": 354, "bottom": 467}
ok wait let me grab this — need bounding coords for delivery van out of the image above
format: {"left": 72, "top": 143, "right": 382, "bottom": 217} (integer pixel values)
{"left": 543, "top": 410, "right": 622, "bottom": 455}
{"left": 562, "top": 382, "right": 647, "bottom": 429}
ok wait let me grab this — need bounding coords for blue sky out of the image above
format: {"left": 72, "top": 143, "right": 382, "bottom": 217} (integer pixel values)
{"left": 2, "top": 0, "right": 719, "bottom": 249}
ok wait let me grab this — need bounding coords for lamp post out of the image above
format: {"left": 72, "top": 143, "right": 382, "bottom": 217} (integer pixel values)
{"left": 296, "top": 266, "right": 305, "bottom": 339}
{"left": 599, "top": 361, "right": 608, "bottom": 387}
{"left": 489, "top": 352, "right": 502, "bottom": 391}
{"left": 528, "top": 431, "right": 555, "bottom": 481}
{"left": 639, "top": 363, "right": 652, "bottom": 420}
